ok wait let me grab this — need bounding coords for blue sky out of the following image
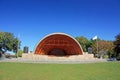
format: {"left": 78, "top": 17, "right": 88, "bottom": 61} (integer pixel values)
{"left": 0, "top": 0, "right": 120, "bottom": 51}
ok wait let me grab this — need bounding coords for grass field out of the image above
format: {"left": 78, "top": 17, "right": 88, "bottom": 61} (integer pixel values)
{"left": 0, "top": 62, "right": 120, "bottom": 80}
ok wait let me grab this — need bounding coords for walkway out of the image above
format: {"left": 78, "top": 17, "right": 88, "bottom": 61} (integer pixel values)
{"left": 0, "top": 57, "right": 107, "bottom": 64}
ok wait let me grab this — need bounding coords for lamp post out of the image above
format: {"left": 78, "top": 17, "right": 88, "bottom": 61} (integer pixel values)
{"left": 17, "top": 34, "right": 20, "bottom": 58}
{"left": 16, "top": 40, "right": 19, "bottom": 58}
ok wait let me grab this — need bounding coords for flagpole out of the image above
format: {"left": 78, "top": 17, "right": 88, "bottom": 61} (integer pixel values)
{"left": 97, "top": 38, "right": 98, "bottom": 55}
{"left": 92, "top": 35, "right": 98, "bottom": 56}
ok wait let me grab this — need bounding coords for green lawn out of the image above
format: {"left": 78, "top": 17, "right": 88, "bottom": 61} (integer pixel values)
{"left": 0, "top": 62, "right": 120, "bottom": 80}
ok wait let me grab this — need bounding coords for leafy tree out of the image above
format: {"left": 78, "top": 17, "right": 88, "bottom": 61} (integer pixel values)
{"left": 114, "top": 33, "right": 120, "bottom": 60}
{"left": 92, "top": 40, "right": 113, "bottom": 58}
{"left": 75, "top": 36, "right": 90, "bottom": 52}
{"left": 75, "top": 35, "right": 115, "bottom": 59}
{"left": 0, "top": 31, "right": 20, "bottom": 57}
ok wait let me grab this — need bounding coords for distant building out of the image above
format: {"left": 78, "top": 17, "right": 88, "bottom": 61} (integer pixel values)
{"left": 23, "top": 46, "right": 29, "bottom": 53}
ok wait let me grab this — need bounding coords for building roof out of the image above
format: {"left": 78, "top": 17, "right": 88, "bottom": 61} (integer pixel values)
{"left": 34, "top": 33, "right": 83, "bottom": 55}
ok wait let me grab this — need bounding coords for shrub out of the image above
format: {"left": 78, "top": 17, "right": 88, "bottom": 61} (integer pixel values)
{"left": 16, "top": 50, "right": 23, "bottom": 57}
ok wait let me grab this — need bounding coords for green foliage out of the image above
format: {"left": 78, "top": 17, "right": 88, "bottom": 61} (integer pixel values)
{"left": 114, "top": 33, "right": 120, "bottom": 60}
{"left": 75, "top": 36, "right": 114, "bottom": 58}
{"left": 16, "top": 50, "right": 23, "bottom": 57}
{"left": 103, "top": 54, "right": 109, "bottom": 58}
{"left": 75, "top": 36, "right": 90, "bottom": 52}
{"left": 0, "top": 62, "right": 120, "bottom": 80}
{"left": 0, "top": 31, "right": 20, "bottom": 54}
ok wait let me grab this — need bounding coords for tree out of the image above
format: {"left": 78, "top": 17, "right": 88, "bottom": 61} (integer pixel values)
{"left": 114, "top": 33, "right": 120, "bottom": 60}
{"left": 0, "top": 31, "right": 20, "bottom": 57}
{"left": 92, "top": 40, "right": 113, "bottom": 58}
{"left": 75, "top": 36, "right": 90, "bottom": 52}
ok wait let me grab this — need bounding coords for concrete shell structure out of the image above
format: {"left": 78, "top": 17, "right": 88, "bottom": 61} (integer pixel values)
{"left": 34, "top": 33, "right": 83, "bottom": 56}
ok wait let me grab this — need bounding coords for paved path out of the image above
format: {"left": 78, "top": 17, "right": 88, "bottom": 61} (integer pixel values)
{"left": 0, "top": 58, "right": 108, "bottom": 64}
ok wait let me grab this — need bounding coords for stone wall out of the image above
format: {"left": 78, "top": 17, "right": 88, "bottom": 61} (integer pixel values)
{"left": 21, "top": 52, "right": 95, "bottom": 61}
